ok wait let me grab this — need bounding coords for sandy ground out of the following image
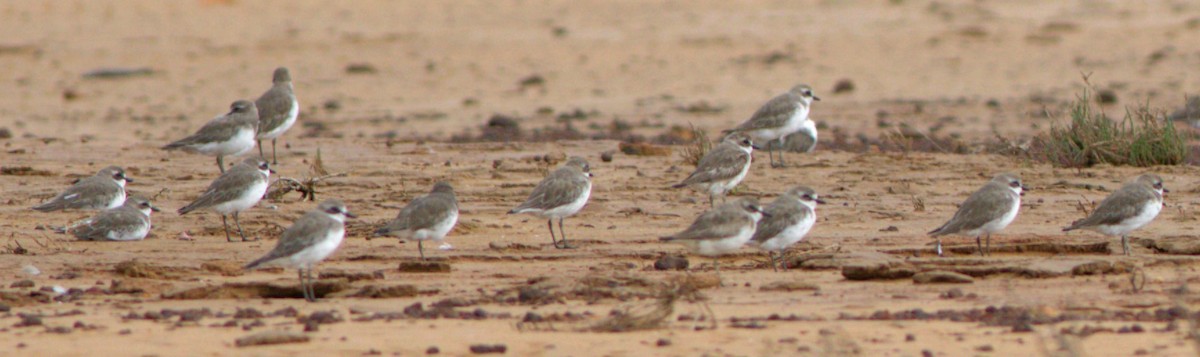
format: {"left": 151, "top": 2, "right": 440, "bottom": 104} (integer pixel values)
{"left": 4, "top": 0, "right": 1200, "bottom": 356}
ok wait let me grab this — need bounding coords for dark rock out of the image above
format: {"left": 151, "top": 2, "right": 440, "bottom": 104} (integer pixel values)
{"left": 1096, "top": 89, "right": 1117, "bottom": 104}
{"left": 653, "top": 255, "right": 689, "bottom": 271}
{"left": 913, "top": 271, "right": 974, "bottom": 284}
{"left": 832, "top": 79, "right": 855, "bottom": 94}
{"left": 517, "top": 286, "right": 551, "bottom": 304}
{"left": 842, "top": 262, "right": 915, "bottom": 281}
{"left": 16, "top": 315, "right": 42, "bottom": 327}
{"left": 600, "top": 151, "right": 614, "bottom": 163}
{"left": 759, "top": 281, "right": 820, "bottom": 292}
{"left": 940, "top": 288, "right": 965, "bottom": 299}
{"left": 398, "top": 261, "right": 451, "bottom": 273}
{"left": 469, "top": 344, "right": 507, "bottom": 354}
{"left": 10, "top": 280, "right": 34, "bottom": 288}
{"left": 345, "top": 63, "right": 377, "bottom": 74}
{"left": 426, "top": 346, "right": 440, "bottom": 355}
{"left": 656, "top": 338, "right": 671, "bottom": 347}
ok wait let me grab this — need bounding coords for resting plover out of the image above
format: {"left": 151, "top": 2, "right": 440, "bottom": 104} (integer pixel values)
{"left": 33, "top": 166, "right": 131, "bottom": 211}
{"left": 163, "top": 100, "right": 259, "bottom": 174}
{"left": 750, "top": 186, "right": 824, "bottom": 271}
{"left": 508, "top": 157, "right": 593, "bottom": 249}
{"left": 723, "top": 84, "right": 820, "bottom": 168}
{"left": 245, "top": 199, "right": 355, "bottom": 302}
{"left": 178, "top": 158, "right": 272, "bottom": 242}
{"left": 928, "top": 173, "right": 1026, "bottom": 257}
{"left": 673, "top": 134, "right": 755, "bottom": 208}
{"left": 374, "top": 181, "right": 459, "bottom": 260}
{"left": 1063, "top": 173, "right": 1166, "bottom": 256}
{"left": 72, "top": 196, "right": 160, "bottom": 241}
{"left": 254, "top": 67, "right": 298, "bottom": 165}
{"left": 660, "top": 197, "right": 767, "bottom": 279}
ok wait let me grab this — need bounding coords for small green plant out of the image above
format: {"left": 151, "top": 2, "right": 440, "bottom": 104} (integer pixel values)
{"left": 1034, "top": 87, "right": 1188, "bottom": 168}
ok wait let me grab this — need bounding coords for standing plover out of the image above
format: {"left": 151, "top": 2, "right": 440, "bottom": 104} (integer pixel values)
{"left": 508, "top": 157, "right": 593, "bottom": 249}
{"left": 254, "top": 67, "right": 298, "bottom": 165}
{"left": 769, "top": 119, "right": 818, "bottom": 154}
{"left": 245, "top": 199, "right": 355, "bottom": 302}
{"left": 163, "top": 100, "right": 259, "bottom": 174}
{"left": 178, "top": 158, "right": 272, "bottom": 242}
{"left": 1063, "top": 173, "right": 1166, "bottom": 256}
{"left": 374, "top": 181, "right": 459, "bottom": 260}
{"left": 33, "top": 166, "right": 131, "bottom": 211}
{"left": 673, "top": 134, "right": 755, "bottom": 208}
{"left": 72, "top": 196, "right": 160, "bottom": 241}
{"left": 929, "top": 173, "right": 1026, "bottom": 256}
{"left": 660, "top": 197, "right": 767, "bottom": 279}
{"left": 723, "top": 84, "right": 820, "bottom": 168}
{"left": 751, "top": 186, "right": 824, "bottom": 271}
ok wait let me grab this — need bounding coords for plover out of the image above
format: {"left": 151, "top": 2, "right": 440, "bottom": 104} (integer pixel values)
{"left": 72, "top": 196, "right": 160, "bottom": 241}
{"left": 928, "top": 173, "right": 1026, "bottom": 257}
{"left": 769, "top": 119, "right": 818, "bottom": 154}
{"left": 1063, "top": 173, "right": 1166, "bottom": 256}
{"left": 254, "top": 67, "right": 298, "bottom": 165}
{"left": 508, "top": 157, "right": 593, "bottom": 249}
{"left": 723, "top": 84, "right": 820, "bottom": 168}
{"left": 750, "top": 186, "right": 824, "bottom": 271}
{"left": 163, "top": 100, "right": 259, "bottom": 174}
{"left": 245, "top": 199, "right": 355, "bottom": 302}
{"left": 374, "top": 181, "right": 459, "bottom": 260}
{"left": 178, "top": 158, "right": 273, "bottom": 242}
{"left": 673, "top": 134, "right": 755, "bottom": 208}
{"left": 660, "top": 197, "right": 767, "bottom": 279}
{"left": 33, "top": 166, "right": 132, "bottom": 212}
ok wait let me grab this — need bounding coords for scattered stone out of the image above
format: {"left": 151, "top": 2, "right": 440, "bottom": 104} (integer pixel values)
{"left": 842, "top": 260, "right": 915, "bottom": 281}
{"left": 940, "top": 288, "right": 965, "bottom": 299}
{"left": 913, "top": 271, "right": 974, "bottom": 284}
{"left": 600, "top": 151, "right": 614, "bottom": 163}
{"left": 235, "top": 331, "right": 311, "bottom": 347}
{"left": 0, "top": 127, "right": 11, "bottom": 139}
{"left": 976, "top": 345, "right": 994, "bottom": 352}
{"left": 82, "top": 67, "right": 154, "bottom": 79}
{"left": 345, "top": 63, "right": 377, "bottom": 74}
{"left": 320, "top": 269, "right": 384, "bottom": 282}
{"left": 653, "top": 255, "right": 689, "bottom": 271}
{"left": 15, "top": 315, "right": 42, "bottom": 327}
{"left": 1096, "top": 89, "right": 1117, "bottom": 104}
{"left": 426, "top": 346, "right": 440, "bottom": 355}
{"left": 10, "top": 280, "right": 34, "bottom": 288}
{"left": 517, "top": 286, "right": 551, "bottom": 304}
{"left": 398, "top": 261, "right": 451, "bottom": 273}
{"left": 832, "top": 79, "right": 855, "bottom": 94}
{"left": 906, "top": 334, "right": 915, "bottom": 342}
{"left": 0, "top": 304, "right": 10, "bottom": 313}
{"left": 347, "top": 285, "right": 419, "bottom": 298}
{"left": 1012, "top": 320, "right": 1034, "bottom": 333}
{"left": 656, "top": 338, "right": 671, "bottom": 347}
{"left": 618, "top": 142, "right": 672, "bottom": 156}
{"left": 469, "top": 344, "right": 507, "bottom": 354}
{"left": 759, "top": 281, "right": 820, "bottom": 292}
{"left": 46, "top": 326, "right": 72, "bottom": 334}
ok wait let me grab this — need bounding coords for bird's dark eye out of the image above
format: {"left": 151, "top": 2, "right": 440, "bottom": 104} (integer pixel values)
{"left": 1009, "top": 181, "right": 1020, "bottom": 188}
{"left": 1154, "top": 182, "right": 1163, "bottom": 189}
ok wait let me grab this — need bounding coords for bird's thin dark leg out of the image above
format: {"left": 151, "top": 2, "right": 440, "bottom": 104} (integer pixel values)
{"left": 217, "top": 155, "right": 226, "bottom": 174}
{"left": 271, "top": 139, "right": 279, "bottom": 165}
{"left": 308, "top": 268, "right": 317, "bottom": 302}
{"left": 776, "top": 137, "right": 788, "bottom": 168}
{"left": 233, "top": 212, "right": 251, "bottom": 241}
{"left": 936, "top": 237, "right": 943, "bottom": 257}
{"left": 708, "top": 193, "right": 715, "bottom": 209}
{"left": 221, "top": 214, "right": 233, "bottom": 242}
{"left": 986, "top": 233, "right": 992, "bottom": 256}
{"left": 546, "top": 219, "right": 559, "bottom": 248}
{"left": 418, "top": 240, "right": 425, "bottom": 261}
{"left": 975, "top": 236, "right": 984, "bottom": 256}
{"left": 298, "top": 269, "right": 307, "bottom": 301}
{"left": 768, "top": 252, "right": 778, "bottom": 272}
{"left": 557, "top": 218, "right": 575, "bottom": 249}
{"left": 1122, "top": 235, "right": 1131, "bottom": 256}
{"left": 257, "top": 140, "right": 265, "bottom": 161}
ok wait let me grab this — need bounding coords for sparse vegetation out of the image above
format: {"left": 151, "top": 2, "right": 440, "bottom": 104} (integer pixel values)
{"left": 1033, "top": 86, "right": 1188, "bottom": 168}
{"left": 679, "top": 124, "right": 711, "bottom": 167}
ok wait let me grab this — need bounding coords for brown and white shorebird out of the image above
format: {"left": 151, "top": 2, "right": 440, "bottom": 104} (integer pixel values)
{"left": 660, "top": 198, "right": 767, "bottom": 279}
{"left": 723, "top": 84, "right": 820, "bottom": 168}
{"left": 178, "top": 158, "right": 273, "bottom": 242}
{"left": 673, "top": 134, "right": 755, "bottom": 208}
{"left": 374, "top": 181, "right": 460, "bottom": 260}
{"left": 508, "top": 157, "right": 593, "bottom": 249}
{"left": 254, "top": 67, "right": 298, "bottom": 165}
{"left": 750, "top": 186, "right": 824, "bottom": 271}
{"left": 72, "top": 196, "right": 160, "bottom": 241}
{"left": 245, "top": 199, "right": 355, "bottom": 302}
{"left": 32, "top": 166, "right": 132, "bottom": 211}
{"left": 1063, "top": 173, "right": 1166, "bottom": 256}
{"left": 163, "top": 100, "right": 259, "bottom": 174}
{"left": 928, "top": 173, "right": 1026, "bottom": 257}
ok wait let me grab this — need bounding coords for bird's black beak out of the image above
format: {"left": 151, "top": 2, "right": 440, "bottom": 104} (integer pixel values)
{"left": 812, "top": 96, "right": 821, "bottom": 101}
{"left": 751, "top": 145, "right": 764, "bottom": 150}
{"left": 344, "top": 211, "right": 358, "bottom": 219}
{"left": 150, "top": 205, "right": 162, "bottom": 212}
{"left": 124, "top": 177, "right": 134, "bottom": 183}
{"left": 269, "top": 169, "right": 277, "bottom": 174}
{"left": 1163, "top": 188, "right": 1170, "bottom": 193}
{"left": 815, "top": 198, "right": 827, "bottom": 204}
{"left": 760, "top": 211, "right": 773, "bottom": 218}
